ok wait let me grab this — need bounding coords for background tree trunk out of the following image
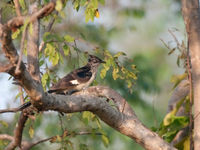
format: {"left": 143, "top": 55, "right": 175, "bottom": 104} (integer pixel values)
{"left": 182, "top": 0, "right": 200, "bottom": 149}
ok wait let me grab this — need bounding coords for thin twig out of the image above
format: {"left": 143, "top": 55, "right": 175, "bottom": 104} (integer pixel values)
{"left": 0, "top": 102, "right": 31, "bottom": 114}
{"left": 39, "top": 11, "right": 58, "bottom": 52}
{"left": 0, "top": 107, "right": 21, "bottom": 113}
{"left": 27, "top": 131, "right": 102, "bottom": 149}
{"left": 0, "top": 8, "right": 2, "bottom": 23}
{"left": 15, "top": 26, "right": 27, "bottom": 75}
{"left": 18, "top": 86, "right": 25, "bottom": 104}
{"left": 186, "top": 41, "right": 193, "bottom": 150}
{"left": 58, "top": 113, "right": 64, "bottom": 132}
{"left": 14, "top": 0, "right": 21, "bottom": 17}
{"left": 168, "top": 29, "right": 180, "bottom": 46}
{"left": 160, "top": 38, "right": 171, "bottom": 50}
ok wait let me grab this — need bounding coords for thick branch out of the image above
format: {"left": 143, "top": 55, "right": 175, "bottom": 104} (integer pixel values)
{"left": 27, "top": 2, "right": 40, "bottom": 82}
{"left": 6, "top": 2, "right": 55, "bottom": 30}
{"left": 74, "top": 86, "right": 134, "bottom": 116}
{"left": 37, "top": 87, "right": 176, "bottom": 150}
{"left": 0, "top": 134, "right": 13, "bottom": 141}
{"left": 0, "top": 63, "right": 14, "bottom": 73}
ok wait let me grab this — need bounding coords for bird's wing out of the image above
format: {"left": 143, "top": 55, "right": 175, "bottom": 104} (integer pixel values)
{"left": 75, "top": 66, "right": 92, "bottom": 80}
{"left": 49, "top": 73, "right": 76, "bottom": 91}
{"left": 49, "top": 66, "right": 92, "bottom": 91}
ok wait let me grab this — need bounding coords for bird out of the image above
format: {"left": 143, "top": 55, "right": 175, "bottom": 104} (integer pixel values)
{"left": 18, "top": 55, "right": 105, "bottom": 110}
{"left": 48, "top": 54, "right": 105, "bottom": 95}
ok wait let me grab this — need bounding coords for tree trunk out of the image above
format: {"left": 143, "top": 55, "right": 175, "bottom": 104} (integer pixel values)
{"left": 181, "top": 0, "right": 200, "bottom": 149}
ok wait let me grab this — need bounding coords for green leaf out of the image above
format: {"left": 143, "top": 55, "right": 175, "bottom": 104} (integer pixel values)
{"left": 29, "top": 126, "right": 34, "bottom": 138}
{"left": 12, "top": 29, "right": 21, "bottom": 39}
{"left": 131, "top": 64, "right": 136, "bottom": 70}
{"left": 163, "top": 97, "right": 186, "bottom": 126}
{"left": 41, "top": 72, "right": 49, "bottom": 90}
{"left": 52, "top": 52, "right": 59, "bottom": 66}
{"left": 43, "top": 32, "right": 63, "bottom": 42}
{"left": 85, "top": 0, "right": 99, "bottom": 22}
{"left": 73, "top": 0, "right": 80, "bottom": 11}
{"left": 55, "top": 0, "right": 63, "bottom": 11}
{"left": 163, "top": 111, "right": 176, "bottom": 126}
{"left": 183, "top": 137, "right": 190, "bottom": 150}
{"left": 162, "top": 130, "right": 178, "bottom": 142}
{"left": 56, "top": 135, "right": 62, "bottom": 142}
{"left": 98, "top": 0, "right": 105, "bottom": 5}
{"left": 100, "top": 68, "right": 107, "bottom": 79}
{"left": 15, "top": 92, "right": 23, "bottom": 100}
{"left": 44, "top": 43, "right": 60, "bottom": 66}
{"left": 19, "top": 0, "right": 26, "bottom": 10}
{"left": 0, "top": 120, "right": 8, "bottom": 127}
{"left": 63, "top": 45, "right": 70, "bottom": 56}
{"left": 79, "top": 144, "right": 89, "bottom": 150}
{"left": 64, "top": 35, "right": 75, "bottom": 43}
{"left": 101, "top": 135, "right": 109, "bottom": 147}
{"left": 85, "top": 7, "right": 95, "bottom": 22}
{"left": 114, "top": 52, "right": 126, "bottom": 58}
{"left": 126, "top": 80, "right": 132, "bottom": 88}
{"left": 29, "top": 23, "right": 33, "bottom": 35}
{"left": 82, "top": 111, "right": 93, "bottom": 125}
{"left": 80, "top": 0, "right": 87, "bottom": 6}
{"left": 112, "top": 67, "right": 119, "bottom": 80}
{"left": 171, "top": 73, "right": 187, "bottom": 89}
{"left": 39, "top": 60, "right": 45, "bottom": 66}
{"left": 59, "top": 53, "right": 63, "bottom": 64}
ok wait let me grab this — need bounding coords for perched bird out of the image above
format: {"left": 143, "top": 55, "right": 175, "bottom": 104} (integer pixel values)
{"left": 48, "top": 55, "right": 105, "bottom": 94}
{"left": 18, "top": 55, "right": 105, "bottom": 110}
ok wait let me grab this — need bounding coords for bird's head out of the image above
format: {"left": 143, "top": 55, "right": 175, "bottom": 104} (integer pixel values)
{"left": 88, "top": 55, "right": 105, "bottom": 67}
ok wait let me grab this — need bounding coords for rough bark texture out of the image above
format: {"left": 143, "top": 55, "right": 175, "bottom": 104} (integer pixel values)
{"left": 27, "top": 2, "right": 40, "bottom": 82}
{"left": 0, "top": 1, "right": 177, "bottom": 150}
{"left": 181, "top": 0, "right": 200, "bottom": 149}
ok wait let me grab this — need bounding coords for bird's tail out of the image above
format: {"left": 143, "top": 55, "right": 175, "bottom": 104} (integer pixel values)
{"left": 47, "top": 90, "right": 56, "bottom": 93}
{"left": 18, "top": 101, "right": 32, "bottom": 110}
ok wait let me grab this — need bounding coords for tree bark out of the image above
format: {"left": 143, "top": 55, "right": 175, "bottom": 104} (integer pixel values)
{"left": 181, "top": 0, "right": 200, "bottom": 149}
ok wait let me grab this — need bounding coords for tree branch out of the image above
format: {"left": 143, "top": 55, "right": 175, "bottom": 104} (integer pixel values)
{"left": 0, "top": 134, "right": 30, "bottom": 150}
{"left": 0, "top": 134, "right": 13, "bottom": 141}
{"left": 23, "top": 131, "right": 102, "bottom": 150}
{"left": 34, "top": 86, "right": 176, "bottom": 150}
{"left": 27, "top": 2, "right": 40, "bottom": 82}
{"left": 0, "top": 107, "right": 22, "bottom": 113}
{"left": 0, "top": 63, "right": 14, "bottom": 73}
{"left": 39, "top": 11, "right": 58, "bottom": 52}
{"left": 0, "top": 1, "right": 177, "bottom": 150}
{"left": 6, "top": 1, "right": 55, "bottom": 30}
{"left": 5, "top": 111, "right": 28, "bottom": 150}
{"left": 14, "top": 0, "right": 21, "bottom": 17}
{"left": 181, "top": 0, "right": 200, "bottom": 149}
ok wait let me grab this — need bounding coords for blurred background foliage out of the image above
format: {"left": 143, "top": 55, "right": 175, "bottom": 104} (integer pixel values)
{"left": 0, "top": 0, "right": 186, "bottom": 150}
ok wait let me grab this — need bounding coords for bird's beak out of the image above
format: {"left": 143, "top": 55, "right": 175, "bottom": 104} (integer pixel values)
{"left": 101, "top": 60, "right": 106, "bottom": 63}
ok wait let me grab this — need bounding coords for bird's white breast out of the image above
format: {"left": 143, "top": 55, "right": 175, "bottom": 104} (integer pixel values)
{"left": 75, "top": 73, "right": 96, "bottom": 91}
